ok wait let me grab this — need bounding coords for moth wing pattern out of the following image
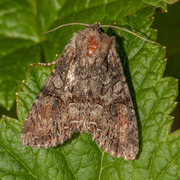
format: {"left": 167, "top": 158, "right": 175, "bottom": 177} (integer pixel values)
{"left": 87, "top": 41, "right": 138, "bottom": 160}
{"left": 21, "top": 24, "right": 139, "bottom": 160}
{"left": 21, "top": 41, "right": 78, "bottom": 148}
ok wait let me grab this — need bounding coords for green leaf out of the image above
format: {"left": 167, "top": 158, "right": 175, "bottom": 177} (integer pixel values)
{"left": 0, "top": 0, "right": 179, "bottom": 180}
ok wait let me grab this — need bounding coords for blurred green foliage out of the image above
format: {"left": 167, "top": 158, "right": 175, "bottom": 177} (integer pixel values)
{"left": 152, "top": 2, "right": 180, "bottom": 131}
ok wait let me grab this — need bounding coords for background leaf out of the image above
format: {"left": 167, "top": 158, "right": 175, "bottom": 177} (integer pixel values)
{"left": 0, "top": 0, "right": 179, "bottom": 179}
{"left": 0, "top": 0, "right": 168, "bottom": 109}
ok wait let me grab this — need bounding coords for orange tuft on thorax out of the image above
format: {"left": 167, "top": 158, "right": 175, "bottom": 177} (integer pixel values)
{"left": 87, "top": 36, "right": 99, "bottom": 57}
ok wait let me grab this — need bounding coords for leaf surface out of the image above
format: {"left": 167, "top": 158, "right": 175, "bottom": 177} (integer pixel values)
{"left": 0, "top": 0, "right": 179, "bottom": 180}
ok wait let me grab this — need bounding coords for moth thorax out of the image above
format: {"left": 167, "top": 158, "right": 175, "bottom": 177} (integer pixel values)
{"left": 87, "top": 36, "right": 98, "bottom": 57}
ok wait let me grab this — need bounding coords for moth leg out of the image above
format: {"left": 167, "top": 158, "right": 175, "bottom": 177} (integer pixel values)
{"left": 30, "top": 61, "right": 57, "bottom": 67}
{"left": 29, "top": 56, "right": 60, "bottom": 67}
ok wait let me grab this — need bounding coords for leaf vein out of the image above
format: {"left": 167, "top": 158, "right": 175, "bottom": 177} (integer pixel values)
{"left": 61, "top": 147, "right": 77, "bottom": 180}
{"left": 98, "top": 151, "right": 104, "bottom": 180}
{"left": 156, "top": 151, "right": 180, "bottom": 180}
{"left": 0, "top": 142, "right": 37, "bottom": 179}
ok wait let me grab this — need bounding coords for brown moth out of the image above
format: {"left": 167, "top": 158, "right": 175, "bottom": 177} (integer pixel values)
{"left": 21, "top": 23, "right": 139, "bottom": 160}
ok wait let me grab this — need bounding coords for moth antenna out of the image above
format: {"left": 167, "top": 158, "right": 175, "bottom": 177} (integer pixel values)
{"left": 43, "top": 23, "right": 159, "bottom": 45}
{"left": 101, "top": 25, "right": 160, "bottom": 45}
{"left": 42, "top": 23, "right": 89, "bottom": 34}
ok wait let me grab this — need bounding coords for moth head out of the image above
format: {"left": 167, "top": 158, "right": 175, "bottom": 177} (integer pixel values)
{"left": 76, "top": 24, "right": 113, "bottom": 66}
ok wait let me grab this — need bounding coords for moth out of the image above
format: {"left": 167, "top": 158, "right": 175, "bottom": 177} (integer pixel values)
{"left": 21, "top": 23, "right": 139, "bottom": 160}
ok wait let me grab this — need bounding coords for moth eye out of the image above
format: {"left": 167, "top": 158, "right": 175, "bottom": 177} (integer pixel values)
{"left": 87, "top": 36, "right": 99, "bottom": 57}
